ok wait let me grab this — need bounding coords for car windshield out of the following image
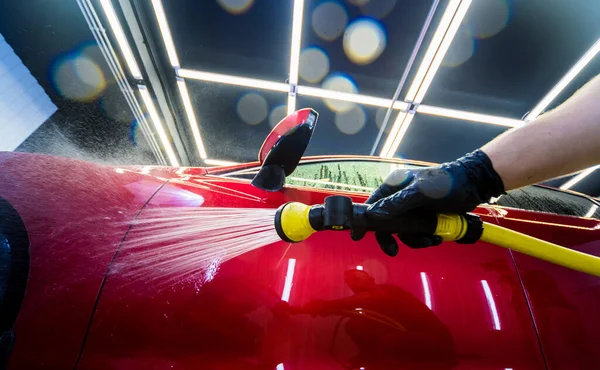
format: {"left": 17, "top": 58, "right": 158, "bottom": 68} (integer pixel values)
{"left": 222, "top": 159, "right": 600, "bottom": 220}
{"left": 221, "top": 159, "right": 426, "bottom": 193}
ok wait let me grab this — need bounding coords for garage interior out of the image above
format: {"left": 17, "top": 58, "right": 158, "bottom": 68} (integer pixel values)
{"left": 1, "top": 0, "right": 599, "bottom": 196}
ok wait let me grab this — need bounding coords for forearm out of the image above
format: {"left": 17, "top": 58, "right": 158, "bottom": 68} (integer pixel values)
{"left": 482, "top": 75, "right": 600, "bottom": 190}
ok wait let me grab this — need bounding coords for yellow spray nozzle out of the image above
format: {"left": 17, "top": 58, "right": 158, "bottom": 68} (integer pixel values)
{"left": 274, "top": 202, "right": 316, "bottom": 243}
{"left": 273, "top": 195, "right": 600, "bottom": 278}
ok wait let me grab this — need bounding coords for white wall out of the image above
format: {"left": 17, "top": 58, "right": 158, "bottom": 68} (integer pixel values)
{"left": 0, "top": 32, "right": 57, "bottom": 151}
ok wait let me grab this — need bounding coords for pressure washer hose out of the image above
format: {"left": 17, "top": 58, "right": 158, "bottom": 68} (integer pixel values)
{"left": 274, "top": 196, "right": 600, "bottom": 278}
{"left": 481, "top": 223, "right": 600, "bottom": 277}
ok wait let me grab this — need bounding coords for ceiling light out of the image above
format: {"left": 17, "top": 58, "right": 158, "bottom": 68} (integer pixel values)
{"left": 296, "top": 85, "right": 408, "bottom": 110}
{"left": 381, "top": 0, "right": 471, "bottom": 158}
{"left": 176, "top": 78, "right": 207, "bottom": 159}
{"left": 413, "top": 0, "right": 471, "bottom": 103}
{"left": 287, "top": 94, "right": 297, "bottom": 115}
{"left": 380, "top": 112, "right": 414, "bottom": 158}
{"left": 138, "top": 85, "right": 180, "bottom": 167}
{"left": 418, "top": 105, "right": 523, "bottom": 127}
{"left": 151, "top": 0, "right": 180, "bottom": 67}
{"left": 560, "top": 165, "right": 599, "bottom": 190}
{"left": 99, "top": 0, "right": 142, "bottom": 79}
{"left": 405, "top": 0, "right": 470, "bottom": 103}
{"left": 178, "top": 69, "right": 289, "bottom": 92}
{"left": 527, "top": 38, "right": 600, "bottom": 121}
{"left": 204, "top": 159, "right": 240, "bottom": 166}
{"left": 289, "top": 0, "right": 305, "bottom": 86}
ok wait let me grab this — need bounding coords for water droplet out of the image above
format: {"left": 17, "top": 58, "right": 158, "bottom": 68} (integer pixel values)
{"left": 52, "top": 53, "right": 106, "bottom": 102}
{"left": 236, "top": 93, "right": 268, "bottom": 125}
{"left": 299, "top": 47, "right": 330, "bottom": 83}
{"left": 217, "top": 0, "right": 254, "bottom": 15}
{"left": 359, "top": 0, "right": 397, "bottom": 19}
{"left": 321, "top": 74, "right": 358, "bottom": 113}
{"left": 268, "top": 105, "right": 288, "bottom": 128}
{"left": 343, "top": 18, "right": 387, "bottom": 65}
{"left": 335, "top": 105, "right": 366, "bottom": 135}
{"left": 442, "top": 25, "right": 475, "bottom": 67}
{"left": 312, "top": 2, "right": 348, "bottom": 41}
{"left": 465, "top": 0, "right": 510, "bottom": 39}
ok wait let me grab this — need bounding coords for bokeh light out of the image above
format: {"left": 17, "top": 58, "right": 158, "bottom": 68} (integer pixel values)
{"left": 464, "top": 0, "right": 510, "bottom": 39}
{"left": 217, "top": 0, "right": 254, "bottom": 15}
{"left": 321, "top": 74, "right": 358, "bottom": 113}
{"left": 299, "top": 47, "right": 330, "bottom": 83}
{"left": 418, "top": 168, "right": 453, "bottom": 199}
{"left": 347, "top": 0, "right": 370, "bottom": 6}
{"left": 343, "top": 18, "right": 387, "bottom": 65}
{"left": 268, "top": 105, "right": 288, "bottom": 128}
{"left": 335, "top": 105, "right": 366, "bottom": 135}
{"left": 359, "top": 0, "right": 397, "bottom": 19}
{"left": 52, "top": 52, "right": 106, "bottom": 102}
{"left": 312, "top": 2, "right": 348, "bottom": 42}
{"left": 442, "top": 25, "right": 475, "bottom": 67}
{"left": 236, "top": 93, "right": 268, "bottom": 125}
{"left": 375, "top": 107, "right": 393, "bottom": 133}
{"left": 130, "top": 119, "right": 141, "bottom": 146}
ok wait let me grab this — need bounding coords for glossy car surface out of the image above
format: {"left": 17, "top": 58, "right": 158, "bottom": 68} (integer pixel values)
{"left": 1, "top": 151, "right": 600, "bottom": 369}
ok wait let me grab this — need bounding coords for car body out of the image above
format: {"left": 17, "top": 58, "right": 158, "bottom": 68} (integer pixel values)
{"left": 1, "top": 110, "right": 600, "bottom": 369}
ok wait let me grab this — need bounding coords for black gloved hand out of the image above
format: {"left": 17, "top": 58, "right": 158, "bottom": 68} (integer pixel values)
{"left": 351, "top": 150, "right": 505, "bottom": 256}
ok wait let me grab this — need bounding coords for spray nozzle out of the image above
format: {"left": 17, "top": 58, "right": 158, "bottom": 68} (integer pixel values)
{"left": 274, "top": 195, "right": 483, "bottom": 244}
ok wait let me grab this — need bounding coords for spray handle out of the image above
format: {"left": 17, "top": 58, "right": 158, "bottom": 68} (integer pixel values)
{"left": 352, "top": 203, "right": 483, "bottom": 243}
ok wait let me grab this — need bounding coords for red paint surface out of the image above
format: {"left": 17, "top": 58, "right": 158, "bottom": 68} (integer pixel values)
{"left": 493, "top": 208, "right": 600, "bottom": 369}
{"left": 0, "top": 153, "right": 167, "bottom": 369}
{"left": 3, "top": 153, "right": 600, "bottom": 369}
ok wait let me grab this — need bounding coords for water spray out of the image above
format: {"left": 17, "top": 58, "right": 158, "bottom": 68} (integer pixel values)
{"left": 274, "top": 195, "right": 600, "bottom": 278}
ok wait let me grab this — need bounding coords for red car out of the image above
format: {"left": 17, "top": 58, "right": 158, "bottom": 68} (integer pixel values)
{"left": 1, "top": 109, "right": 599, "bottom": 369}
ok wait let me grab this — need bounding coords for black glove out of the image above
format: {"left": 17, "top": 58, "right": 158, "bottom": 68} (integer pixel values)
{"left": 351, "top": 150, "right": 505, "bottom": 256}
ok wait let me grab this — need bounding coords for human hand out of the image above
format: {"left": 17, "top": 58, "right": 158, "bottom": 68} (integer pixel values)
{"left": 351, "top": 150, "right": 504, "bottom": 256}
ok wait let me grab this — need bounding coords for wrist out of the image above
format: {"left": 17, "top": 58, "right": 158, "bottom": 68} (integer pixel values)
{"left": 457, "top": 150, "right": 505, "bottom": 202}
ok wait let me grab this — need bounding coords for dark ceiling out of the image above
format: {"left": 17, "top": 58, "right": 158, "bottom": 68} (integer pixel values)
{"left": 1, "top": 0, "right": 599, "bottom": 195}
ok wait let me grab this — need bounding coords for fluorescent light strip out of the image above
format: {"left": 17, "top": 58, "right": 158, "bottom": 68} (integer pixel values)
{"left": 420, "top": 272, "right": 432, "bottom": 310}
{"left": 414, "top": 0, "right": 472, "bottom": 103}
{"left": 481, "top": 280, "right": 501, "bottom": 330}
{"left": 281, "top": 258, "right": 296, "bottom": 302}
{"left": 138, "top": 85, "right": 180, "bottom": 167}
{"left": 380, "top": 112, "right": 415, "bottom": 158}
{"left": 176, "top": 78, "right": 207, "bottom": 159}
{"left": 287, "top": 94, "right": 297, "bottom": 115}
{"left": 178, "top": 69, "right": 289, "bottom": 92}
{"left": 528, "top": 37, "right": 600, "bottom": 121}
{"left": 289, "top": 0, "right": 305, "bottom": 86}
{"left": 585, "top": 204, "right": 598, "bottom": 218}
{"left": 99, "top": 0, "right": 142, "bottom": 79}
{"left": 204, "top": 159, "right": 240, "bottom": 166}
{"left": 297, "top": 85, "right": 408, "bottom": 110}
{"left": 418, "top": 105, "right": 523, "bottom": 127}
{"left": 560, "top": 165, "right": 599, "bottom": 190}
{"left": 405, "top": 0, "right": 463, "bottom": 102}
{"left": 151, "top": 0, "right": 180, "bottom": 67}
{"left": 382, "top": 0, "right": 471, "bottom": 158}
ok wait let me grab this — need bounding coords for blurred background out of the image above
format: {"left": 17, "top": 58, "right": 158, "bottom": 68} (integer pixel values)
{"left": 1, "top": 0, "right": 599, "bottom": 195}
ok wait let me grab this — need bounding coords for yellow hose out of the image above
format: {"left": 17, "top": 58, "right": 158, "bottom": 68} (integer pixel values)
{"left": 480, "top": 222, "right": 600, "bottom": 277}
